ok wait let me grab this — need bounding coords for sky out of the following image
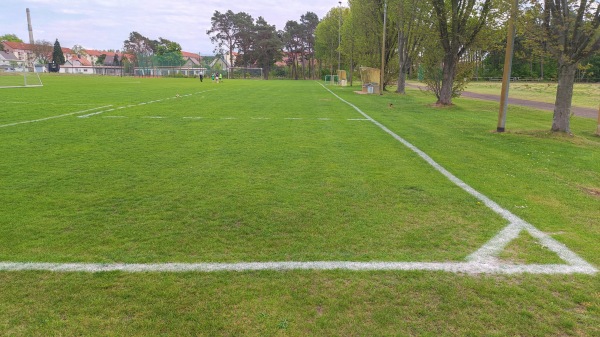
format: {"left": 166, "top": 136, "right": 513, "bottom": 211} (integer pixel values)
{"left": 1, "top": 0, "right": 347, "bottom": 55}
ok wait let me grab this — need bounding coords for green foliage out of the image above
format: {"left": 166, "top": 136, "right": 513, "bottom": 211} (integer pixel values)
{"left": 0, "top": 33, "right": 22, "bottom": 51}
{"left": 96, "top": 54, "right": 106, "bottom": 66}
{"left": 0, "top": 33, "right": 22, "bottom": 42}
{"left": 52, "top": 39, "right": 65, "bottom": 65}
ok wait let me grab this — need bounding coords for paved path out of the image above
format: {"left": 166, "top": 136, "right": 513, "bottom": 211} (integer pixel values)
{"left": 406, "top": 83, "right": 598, "bottom": 119}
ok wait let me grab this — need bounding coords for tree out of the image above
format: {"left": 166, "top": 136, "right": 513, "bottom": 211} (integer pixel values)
{"left": 0, "top": 34, "right": 23, "bottom": 51}
{"left": 96, "top": 54, "right": 107, "bottom": 65}
{"left": 71, "top": 44, "right": 86, "bottom": 56}
{"left": 393, "top": 0, "right": 431, "bottom": 93}
{"left": 207, "top": 10, "right": 242, "bottom": 77}
{"left": 346, "top": 0, "right": 398, "bottom": 90}
{"left": 252, "top": 17, "right": 283, "bottom": 79}
{"left": 430, "top": 0, "right": 493, "bottom": 105}
{"left": 123, "top": 31, "right": 154, "bottom": 67}
{"left": 232, "top": 12, "right": 255, "bottom": 68}
{"left": 155, "top": 37, "right": 184, "bottom": 66}
{"left": 301, "top": 12, "right": 320, "bottom": 79}
{"left": 0, "top": 34, "right": 22, "bottom": 42}
{"left": 31, "top": 39, "right": 53, "bottom": 64}
{"left": 282, "top": 20, "right": 304, "bottom": 79}
{"left": 542, "top": 0, "right": 600, "bottom": 133}
{"left": 52, "top": 39, "right": 65, "bottom": 65}
{"left": 315, "top": 9, "right": 340, "bottom": 76}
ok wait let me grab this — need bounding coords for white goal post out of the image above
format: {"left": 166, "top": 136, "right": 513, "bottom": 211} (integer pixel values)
{"left": 229, "top": 67, "right": 263, "bottom": 79}
{"left": 0, "top": 66, "right": 43, "bottom": 89}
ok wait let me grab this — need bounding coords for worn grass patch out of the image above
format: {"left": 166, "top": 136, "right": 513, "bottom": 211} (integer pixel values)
{"left": 498, "top": 231, "right": 565, "bottom": 264}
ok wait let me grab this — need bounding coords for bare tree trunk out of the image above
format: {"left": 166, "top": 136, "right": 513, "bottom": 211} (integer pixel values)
{"left": 437, "top": 55, "right": 457, "bottom": 105}
{"left": 396, "top": 30, "right": 406, "bottom": 94}
{"left": 551, "top": 62, "right": 577, "bottom": 133}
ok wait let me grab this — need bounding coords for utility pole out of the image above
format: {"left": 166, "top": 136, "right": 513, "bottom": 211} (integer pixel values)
{"left": 338, "top": 1, "right": 342, "bottom": 73}
{"left": 497, "top": 0, "right": 518, "bottom": 132}
{"left": 380, "top": 0, "right": 387, "bottom": 96}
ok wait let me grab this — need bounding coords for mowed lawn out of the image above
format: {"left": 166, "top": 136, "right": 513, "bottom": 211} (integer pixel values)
{"left": 0, "top": 75, "right": 598, "bottom": 336}
{"left": 463, "top": 81, "right": 600, "bottom": 109}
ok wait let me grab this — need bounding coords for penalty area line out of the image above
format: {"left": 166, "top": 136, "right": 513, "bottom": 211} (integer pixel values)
{"left": 318, "top": 83, "right": 597, "bottom": 274}
{"left": 0, "top": 261, "right": 596, "bottom": 274}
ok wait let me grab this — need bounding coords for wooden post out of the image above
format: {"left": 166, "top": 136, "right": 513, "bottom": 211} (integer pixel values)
{"left": 596, "top": 104, "right": 600, "bottom": 136}
{"left": 497, "top": 0, "right": 518, "bottom": 132}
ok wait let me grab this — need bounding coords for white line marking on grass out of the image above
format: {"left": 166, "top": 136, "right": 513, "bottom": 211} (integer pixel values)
{"left": 0, "top": 106, "right": 112, "bottom": 128}
{"left": 318, "top": 117, "right": 331, "bottom": 120}
{"left": 143, "top": 116, "right": 165, "bottom": 119}
{"left": 183, "top": 117, "right": 205, "bottom": 119}
{"left": 348, "top": 118, "right": 370, "bottom": 121}
{"left": 251, "top": 117, "right": 271, "bottom": 120}
{"left": 77, "top": 89, "right": 217, "bottom": 119}
{"left": 285, "top": 117, "right": 303, "bottom": 120}
{"left": 318, "top": 83, "right": 597, "bottom": 275}
{"left": 0, "top": 261, "right": 595, "bottom": 274}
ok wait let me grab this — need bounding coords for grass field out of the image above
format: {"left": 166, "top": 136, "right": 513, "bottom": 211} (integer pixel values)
{"left": 0, "top": 75, "right": 598, "bottom": 335}
{"left": 463, "top": 81, "right": 600, "bottom": 109}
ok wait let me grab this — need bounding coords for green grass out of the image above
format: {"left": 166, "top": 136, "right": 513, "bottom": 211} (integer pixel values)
{"left": 0, "top": 75, "right": 598, "bottom": 335}
{"left": 462, "top": 81, "right": 600, "bottom": 109}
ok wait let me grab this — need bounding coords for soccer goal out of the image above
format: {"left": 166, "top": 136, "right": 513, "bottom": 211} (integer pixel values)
{"left": 229, "top": 67, "right": 263, "bottom": 79}
{"left": 324, "top": 75, "right": 338, "bottom": 85}
{"left": 0, "top": 67, "right": 43, "bottom": 89}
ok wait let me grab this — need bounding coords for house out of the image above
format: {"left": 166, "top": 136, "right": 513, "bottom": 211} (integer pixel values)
{"left": 182, "top": 51, "right": 201, "bottom": 67}
{"left": 224, "top": 51, "right": 238, "bottom": 67}
{"left": 209, "top": 55, "right": 230, "bottom": 73}
{"left": 60, "top": 55, "right": 94, "bottom": 74}
{"left": 1, "top": 41, "right": 34, "bottom": 65}
{"left": 0, "top": 50, "right": 24, "bottom": 71}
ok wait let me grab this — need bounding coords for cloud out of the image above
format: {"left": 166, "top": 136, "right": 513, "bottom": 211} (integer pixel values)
{"left": 3, "top": 0, "right": 346, "bottom": 54}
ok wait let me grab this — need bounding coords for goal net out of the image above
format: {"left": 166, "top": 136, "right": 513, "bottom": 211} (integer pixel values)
{"left": 324, "top": 75, "right": 338, "bottom": 85}
{"left": 0, "top": 67, "right": 43, "bottom": 88}
{"left": 229, "top": 67, "right": 263, "bottom": 79}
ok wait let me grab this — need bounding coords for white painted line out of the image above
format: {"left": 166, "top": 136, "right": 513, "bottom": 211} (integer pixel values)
{"left": 0, "top": 106, "right": 112, "bottom": 128}
{"left": 183, "top": 117, "right": 204, "bottom": 119}
{"left": 78, "top": 108, "right": 119, "bottom": 118}
{"left": 144, "top": 116, "right": 165, "bottom": 119}
{"left": 221, "top": 117, "right": 236, "bottom": 120}
{"left": 348, "top": 118, "right": 370, "bottom": 121}
{"left": 251, "top": 117, "right": 271, "bottom": 120}
{"left": 76, "top": 89, "right": 217, "bottom": 119}
{"left": 319, "top": 83, "right": 597, "bottom": 275}
{"left": 0, "top": 261, "right": 595, "bottom": 274}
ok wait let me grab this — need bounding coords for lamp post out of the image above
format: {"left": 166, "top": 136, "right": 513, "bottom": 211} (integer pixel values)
{"left": 338, "top": 1, "right": 342, "bottom": 73}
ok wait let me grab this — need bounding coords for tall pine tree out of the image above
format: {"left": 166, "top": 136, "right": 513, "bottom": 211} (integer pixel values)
{"left": 52, "top": 39, "right": 65, "bottom": 65}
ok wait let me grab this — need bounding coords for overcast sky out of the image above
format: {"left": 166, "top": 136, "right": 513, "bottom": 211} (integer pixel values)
{"left": 2, "top": 0, "right": 347, "bottom": 55}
